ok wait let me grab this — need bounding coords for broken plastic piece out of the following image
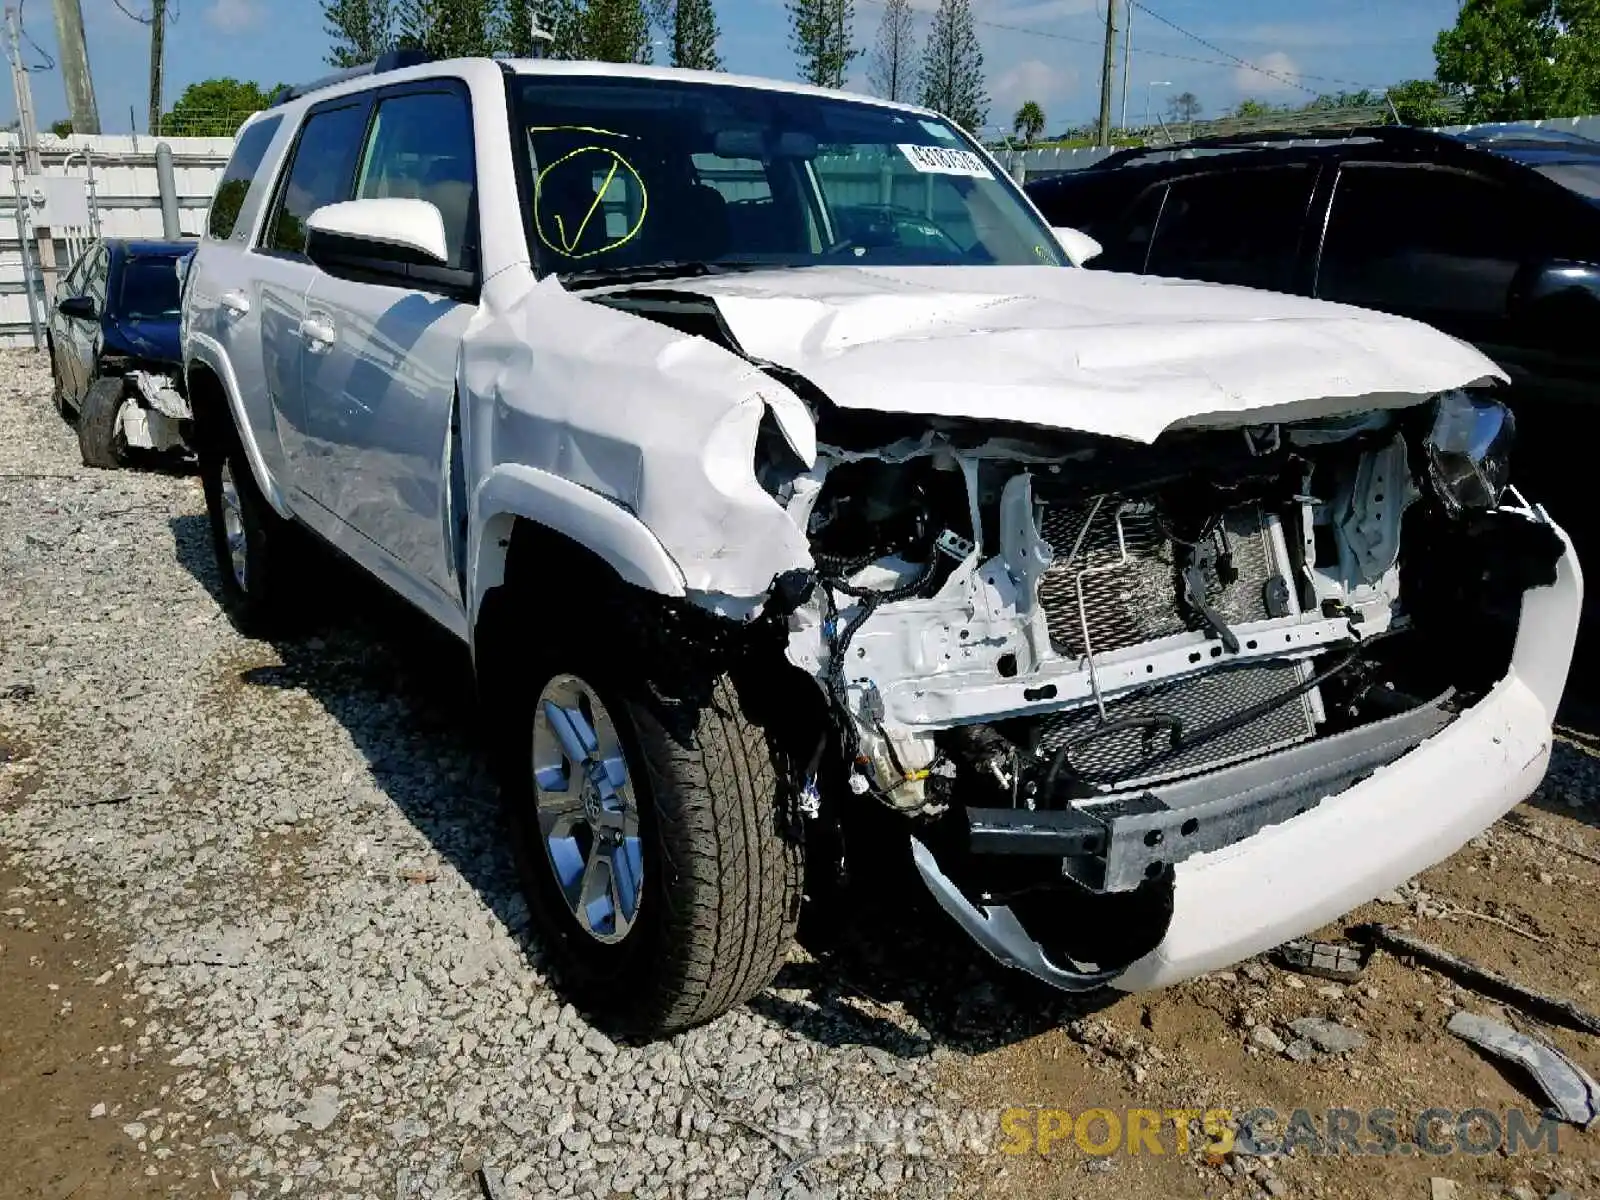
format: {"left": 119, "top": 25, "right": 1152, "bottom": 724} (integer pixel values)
{"left": 1446, "top": 1011, "right": 1600, "bottom": 1129}
{"left": 1274, "top": 937, "right": 1370, "bottom": 981}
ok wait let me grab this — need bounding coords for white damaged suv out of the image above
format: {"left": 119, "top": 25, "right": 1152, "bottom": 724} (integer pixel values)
{"left": 182, "top": 52, "right": 1581, "bottom": 1035}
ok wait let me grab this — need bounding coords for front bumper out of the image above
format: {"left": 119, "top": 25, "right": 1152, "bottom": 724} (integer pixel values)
{"left": 915, "top": 510, "right": 1581, "bottom": 994}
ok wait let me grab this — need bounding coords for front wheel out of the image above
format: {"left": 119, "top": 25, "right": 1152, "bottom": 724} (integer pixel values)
{"left": 77, "top": 377, "right": 128, "bottom": 468}
{"left": 495, "top": 655, "right": 804, "bottom": 1036}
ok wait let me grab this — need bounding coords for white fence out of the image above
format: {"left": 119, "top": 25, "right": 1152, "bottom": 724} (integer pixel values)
{"left": 0, "top": 133, "right": 233, "bottom": 349}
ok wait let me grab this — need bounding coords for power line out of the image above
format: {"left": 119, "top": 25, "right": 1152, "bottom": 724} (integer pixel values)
{"left": 16, "top": 0, "right": 55, "bottom": 71}
{"left": 1127, "top": 1, "right": 1377, "bottom": 94}
{"left": 854, "top": 0, "right": 1376, "bottom": 90}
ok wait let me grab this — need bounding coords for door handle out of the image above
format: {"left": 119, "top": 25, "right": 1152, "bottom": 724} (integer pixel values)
{"left": 299, "top": 317, "right": 336, "bottom": 350}
{"left": 219, "top": 289, "right": 251, "bottom": 317}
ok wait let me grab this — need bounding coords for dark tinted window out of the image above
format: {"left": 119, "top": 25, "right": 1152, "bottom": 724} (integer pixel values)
{"left": 84, "top": 246, "right": 109, "bottom": 313}
{"left": 355, "top": 89, "right": 477, "bottom": 271}
{"left": 208, "top": 116, "right": 282, "bottom": 241}
{"left": 265, "top": 103, "right": 370, "bottom": 256}
{"left": 119, "top": 256, "right": 184, "bottom": 320}
{"left": 1319, "top": 165, "right": 1531, "bottom": 317}
{"left": 1146, "top": 166, "right": 1315, "bottom": 290}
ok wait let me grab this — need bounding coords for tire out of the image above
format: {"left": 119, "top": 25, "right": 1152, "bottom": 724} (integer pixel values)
{"left": 199, "top": 431, "right": 301, "bottom": 635}
{"left": 493, "top": 637, "right": 804, "bottom": 1036}
{"left": 77, "top": 376, "right": 127, "bottom": 469}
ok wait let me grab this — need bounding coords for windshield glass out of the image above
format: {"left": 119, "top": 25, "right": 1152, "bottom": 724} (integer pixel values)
{"left": 511, "top": 75, "right": 1067, "bottom": 279}
{"left": 119, "top": 255, "right": 185, "bottom": 320}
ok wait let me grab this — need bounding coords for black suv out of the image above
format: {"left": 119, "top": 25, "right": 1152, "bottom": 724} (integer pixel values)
{"left": 1028, "top": 124, "right": 1600, "bottom": 664}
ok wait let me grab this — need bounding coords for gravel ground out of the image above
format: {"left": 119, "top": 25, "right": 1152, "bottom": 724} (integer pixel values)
{"left": 6, "top": 347, "right": 1600, "bottom": 1200}
{"left": 0, "top": 349, "right": 985, "bottom": 1200}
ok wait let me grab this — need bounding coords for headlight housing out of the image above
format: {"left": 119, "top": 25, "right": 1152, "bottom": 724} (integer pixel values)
{"left": 1425, "top": 392, "right": 1515, "bottom": 517}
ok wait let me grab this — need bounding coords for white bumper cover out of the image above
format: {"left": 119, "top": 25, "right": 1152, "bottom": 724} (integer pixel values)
{"left": 1113, "top": 515, "right": 1580, "bottom": 990}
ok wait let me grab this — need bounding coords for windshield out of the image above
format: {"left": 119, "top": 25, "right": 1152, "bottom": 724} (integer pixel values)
{"left": 119, "top": 255, "right": 185, "bottom": 320}
{"left": 510, "top": 75, "right": 1067, "bottom": 281}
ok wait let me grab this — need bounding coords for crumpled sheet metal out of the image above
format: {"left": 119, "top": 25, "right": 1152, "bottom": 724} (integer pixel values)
{"left": 129, "top": 370, "right": 191, "bottom": 420}
{"left": 459, "top": 274, "right": 815, "bottom": 601}
{"left": 683, "top": 264, "right": 1509, "bottom": 445}
{"left": 1446, "top": 1010, "right": 1600, "bottom": 1128}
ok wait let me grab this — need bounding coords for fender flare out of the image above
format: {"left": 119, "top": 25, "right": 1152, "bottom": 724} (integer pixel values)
{"left": 185, "top": 330, "right": 292, "bottom": 519}
{"left": 469, "top": 463, "right": 686, "bottom": 626}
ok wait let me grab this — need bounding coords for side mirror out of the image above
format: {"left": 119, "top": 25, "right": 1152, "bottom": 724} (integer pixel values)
{"left": 57, "top": 294, "right": 96, "bottom": 320}
{"left": 305, "top": 197, "right": 450, "bottom": 272}
{"left": 1052, "top": 226, "right": 1103, "bottom": 267}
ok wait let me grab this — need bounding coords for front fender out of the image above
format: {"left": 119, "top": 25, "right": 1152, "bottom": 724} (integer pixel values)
{"left": 185, "top": 330, "right": 292, "bottom": 519}
{"left": 469, "top": 463, "right": 687, "bottom": 627}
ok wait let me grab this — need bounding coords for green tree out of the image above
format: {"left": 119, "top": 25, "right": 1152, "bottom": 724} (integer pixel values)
{"left": 323, "top": 0, "right": 394, "bottom": 66}
{"left": 1231, "top": 98, "right": 1283, "bottom": 119}
{"left": 657, "top": 0, "right": 721, "bottom": 70}
{"left": 867, "top": 0, "right": 916, "bottom": 102}
{"left": 1385, "top": 78, "right": 1453, "bottom": 125}
{"left": 920, "top": 0, "right": 986, "bottom": 132}
{"left": 788, "top": 0, "right": 857, "bottom": 89}
{"left": 1433, "top": 0, "right": 1600, "bottom": 120}
{"left": 50, "top": 119, "right": 74, "bottom": 137}
{"left": 396, "top": 0, "right": 495, "bottom": 58}
{"left": 1011, "top": 100, "right": 1045, "bottom": 144}
{"left": 497, "top": 0, "right": 583, "bottom": 57}
{"left": 162, "top": 78, "right": 284, "bottom": 136}
{"left": 582, "top": 0, "right": 652, "bottom": 62}
{"left": 1166, "top": 91, "right": 1202, "bottom": 122}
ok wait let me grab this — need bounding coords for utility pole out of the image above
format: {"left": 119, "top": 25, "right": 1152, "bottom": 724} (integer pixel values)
{"left": 1097, "top": 0, "right": 1118, "bottom": 148}
{"left": 5, "top": 5, "right": 42, "bottom": 172}
{"left": 49, "top": 0, "right": 100, "bottom": 133}
{"left": 147, "top": 0, "right": 165, "bottom": 136}
{"left": 1118, "top": 1, "right": 1132, "bottom": 134}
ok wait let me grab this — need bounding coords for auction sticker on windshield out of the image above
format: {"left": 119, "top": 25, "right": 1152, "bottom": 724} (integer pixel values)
{"left": 899, "top": 143, "right": 994, "bottom": 179}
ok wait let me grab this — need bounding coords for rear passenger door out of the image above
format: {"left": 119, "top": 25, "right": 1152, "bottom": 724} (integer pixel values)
{"left": 298, "top": 80, "right": 479, "bottom": 599}
{"left": 253, "top": 95, "right": 374, "bottom": 492}
{"left": 1142, "top": 165, "right": 1320, "bottom": 293}
{"left": 1314, "top": 163, "right": 1535, "bottom": 344}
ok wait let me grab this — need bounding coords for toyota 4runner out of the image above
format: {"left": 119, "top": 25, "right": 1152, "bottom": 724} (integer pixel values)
{"left": 181, "top": 52, "right": 1581, "bottom": 1036}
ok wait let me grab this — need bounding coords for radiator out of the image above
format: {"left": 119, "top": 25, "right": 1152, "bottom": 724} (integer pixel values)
{"left": 1032, "top": 497, "right": 1316, "bottom": 787}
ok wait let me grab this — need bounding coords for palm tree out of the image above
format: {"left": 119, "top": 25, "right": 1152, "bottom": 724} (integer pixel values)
{"left": 1012, "top": 99, "right": 1046, "bottom": 145}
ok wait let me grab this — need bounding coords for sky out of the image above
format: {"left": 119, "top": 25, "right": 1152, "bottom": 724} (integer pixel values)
{"left": 5, "top": 0, "right": 1466, "bottom": 137}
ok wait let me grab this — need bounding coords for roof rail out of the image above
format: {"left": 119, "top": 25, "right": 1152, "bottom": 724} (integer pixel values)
{"left": 1091, "top": 124, "right": 1456, "bottom": 170}
{"left": 269, "top": 47, "right": 437, "bottom": 107}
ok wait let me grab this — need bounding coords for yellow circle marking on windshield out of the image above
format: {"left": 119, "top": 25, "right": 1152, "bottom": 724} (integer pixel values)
{"left": 534, "top": 146, "right": 648, "bottom": 260}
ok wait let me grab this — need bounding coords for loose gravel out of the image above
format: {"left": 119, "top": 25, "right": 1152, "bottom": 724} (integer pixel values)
{"left": 0, "top": 350, "right": 987, "bottom": 1199}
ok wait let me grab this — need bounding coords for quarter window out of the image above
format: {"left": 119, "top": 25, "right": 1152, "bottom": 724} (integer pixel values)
{"left": 1145, "top": 166, "right": 1315, "bottom": 291}
{"left": 354, "top": 89, "right": 478, "bottom": 270}
{"left": 208, "top": 115, "right": 283, "bottom": 241}
{"left": 1318, "top": 164, "right": 1530, "bottom": 318}
{"left": 264, "top": 102, "right": 370, "bottom": 256}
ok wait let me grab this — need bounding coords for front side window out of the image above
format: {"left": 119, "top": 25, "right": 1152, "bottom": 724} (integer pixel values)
{"left": 119, "top": 256, "right": 185, "bottom": 320}
{"left": 355, "top": 89, "right": 477, "bottom": 271}
{"left": 84, "top": 247, "right": 109, "bottom": 313}
{"left": 1318, "top": 164, "right": 1531, "bottom": 318}
{"left": 264, "top": 102, "right": 370, "bottom": 256}
{"left": 512, "top": 76, "right": 1067, "bottom": 280}
{"left": 1145, "top": 166, "right": 1315, "bottom": 291}
{"left": 209, "top": 115, "right": 282, "bottom": 241}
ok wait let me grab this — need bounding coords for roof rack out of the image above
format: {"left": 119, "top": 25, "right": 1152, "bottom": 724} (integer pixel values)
{"left": 1091, "top": 124, "right": 1458, "bottom": 171}
{"left": 269, "top": 47, "right": 437, "bottom": 107}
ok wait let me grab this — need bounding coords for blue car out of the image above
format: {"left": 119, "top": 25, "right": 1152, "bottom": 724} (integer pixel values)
{"left": 47, "top": 238, "right": 195, "bottom": 468}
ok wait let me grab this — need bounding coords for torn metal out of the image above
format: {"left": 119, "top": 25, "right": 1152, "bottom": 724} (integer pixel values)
{"left": 120, "top": 371, "right": 191, "bottom": 453}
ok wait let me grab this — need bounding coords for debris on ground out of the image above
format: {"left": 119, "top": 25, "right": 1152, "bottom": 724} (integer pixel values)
{"left": 1274, "top": 937, "right": 1370, "bottom": 981}
{"left": 1356, "top": 923, "right": 1600, "bottom": 1034}
{"left": 1446, "top": 1011, "right": 1600, "bottom": 1129}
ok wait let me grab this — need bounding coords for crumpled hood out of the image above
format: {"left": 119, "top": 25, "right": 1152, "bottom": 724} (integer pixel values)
{"left": 654, "top": 265, "right": 1507, "bottom": 444}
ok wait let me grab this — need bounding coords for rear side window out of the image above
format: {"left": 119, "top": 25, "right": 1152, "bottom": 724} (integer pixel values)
{"left": 1146, "top": 166, "right": 1315, "bottom": 291}
{"left": 264, "top": 102, "right": 370, "bottom": 256}
{"left": 208, "top": 116, "right": 282, "bottom": 241}
{"left": 1318, "top": 164, "right": 1531, "bottom": 318}
{"left": 355, "top": 89, "right": 477, "bottom": 271}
